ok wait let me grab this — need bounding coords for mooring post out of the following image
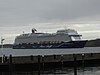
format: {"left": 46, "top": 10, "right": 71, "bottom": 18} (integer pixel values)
{"left": 73, "top": 54, "right": 77, "bottom": 75}
{"left": 61, "top": 55, "right": 63, "bottom": 70}
{"left": 42, "top": 55, "right": 44, "bottom": 74}
{"left": 82, "top": 53, "right": 85, "bottom": 75}
{"left": 82, "top": 54, "right": 85, "bottom": 68}
{"left": 30, "top": 55, "right": 33, "bottom": 61}
{"left": 9, "top": 54, "right": 13, "bottom": 75}
{"left": 38, "top": 55, "right": 41, "bottom": 75}
{"left": 3, "top": 55, "right": 5, "bottom": 63}
{"left": 9, "top": 54, "right": 12, "bottom": 63}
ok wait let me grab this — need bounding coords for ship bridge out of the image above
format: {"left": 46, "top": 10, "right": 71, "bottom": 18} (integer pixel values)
{"left": 56, "top": 29, "right": 77, "bottom": 34}
{"left": 56, "top": 29, "right": 82, "bottom": 41}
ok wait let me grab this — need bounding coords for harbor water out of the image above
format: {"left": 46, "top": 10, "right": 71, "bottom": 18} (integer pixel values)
{"left": 1, "top": 47, "right": 100, "bottom": 56}
{"left": 0, "top": 47, "right": 100, "bottom": 75}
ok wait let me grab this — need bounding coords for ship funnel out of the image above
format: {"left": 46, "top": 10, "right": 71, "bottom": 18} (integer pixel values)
{"left": 32, "top": 28, "right": 37, "bottom": 33}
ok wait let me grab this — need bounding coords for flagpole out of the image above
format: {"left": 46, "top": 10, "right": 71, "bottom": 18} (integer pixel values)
{"left": 1, "top": 36, "right": 5, "bottom": 63}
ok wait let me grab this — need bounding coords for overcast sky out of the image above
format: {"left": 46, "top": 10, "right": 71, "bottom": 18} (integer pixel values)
{"left": 0, "top": 0, "right": 100, "bottom": 44}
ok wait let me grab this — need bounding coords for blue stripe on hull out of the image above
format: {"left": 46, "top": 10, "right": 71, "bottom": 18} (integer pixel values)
{"left": 13, "top": 40, "right": 87, "bottom": 49}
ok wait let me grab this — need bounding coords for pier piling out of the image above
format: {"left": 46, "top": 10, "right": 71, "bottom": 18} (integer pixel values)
{"left": 73, "top": 54, "right": 77, "bottom": 75}
{"left": 38, "top": 55, "right": 41, "bottom": 75}
{"left": 9, "top": 54, "right": 13, "bottom": 75}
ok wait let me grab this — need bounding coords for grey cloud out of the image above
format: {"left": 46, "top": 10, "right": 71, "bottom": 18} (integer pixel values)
{"left": 0, "top": 0, "right": 100, "bottom": 26}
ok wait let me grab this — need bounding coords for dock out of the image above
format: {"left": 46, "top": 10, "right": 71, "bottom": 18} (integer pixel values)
{"left": 0, "top": 52, "right": 100, "bottom": 74}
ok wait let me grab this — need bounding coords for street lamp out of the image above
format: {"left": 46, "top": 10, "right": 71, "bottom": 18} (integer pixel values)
{"left": 1, "top": 36, "right": 5, "bottom": 63}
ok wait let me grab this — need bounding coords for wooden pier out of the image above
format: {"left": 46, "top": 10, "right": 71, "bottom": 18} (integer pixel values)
{"left": 0, "top": 53, "right": 100, "bottom": 75}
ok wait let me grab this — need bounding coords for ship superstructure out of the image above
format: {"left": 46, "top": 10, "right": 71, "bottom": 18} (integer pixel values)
{"left": 13, "top": 28, "right": 87, "bottom": 49}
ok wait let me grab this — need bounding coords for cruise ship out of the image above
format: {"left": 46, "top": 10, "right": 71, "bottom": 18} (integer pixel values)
{"left": 13, "top": 28, "right": 87, "bottom": 49}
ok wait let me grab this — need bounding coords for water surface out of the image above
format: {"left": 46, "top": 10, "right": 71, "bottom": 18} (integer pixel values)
{"left": 1, "top": 47, "right": 100, "bottom": 56}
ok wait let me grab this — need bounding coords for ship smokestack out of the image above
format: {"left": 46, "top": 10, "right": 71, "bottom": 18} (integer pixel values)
{"left": 32, "top": 28, "right": 37, "bottom": 33}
